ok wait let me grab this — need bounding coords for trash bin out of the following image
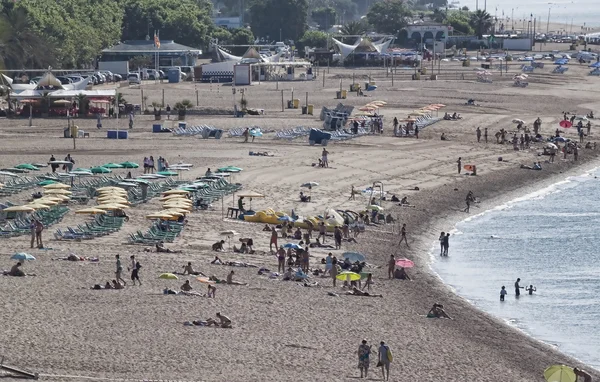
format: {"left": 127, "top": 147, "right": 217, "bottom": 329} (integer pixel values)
{"left": 301, "top": 106, "right": 307, "bottom": 114}
{"left": 307, "top": 105, "right": 314, "bottom": 115}
{"left": 63, "top": 128, "right": 71, "bottom": 138}
{"left": 70, "top": 125, "right": 78, "bottom": 138}
{"left": 336, "top": 91, "right": 342, "bottom": 99}
{"left": 412, "top": 73, "right": 421, "bottom": 80}
{"left": 287, "top": 100, "right": 293, "bottom": 108}
{"left": 421, "top": 67, "right": 427, "bottom": 75}
{"left": 293, "top": 99, "right": 300, "bottom": 109}
{"left": 341, "top": 90, "right": 347, "bottom": 99}
{"left": 462, "top": 60, "right": 471, "bottom": 67}
{"left": 430, "top": 74, "right": 438, "bottom": 80}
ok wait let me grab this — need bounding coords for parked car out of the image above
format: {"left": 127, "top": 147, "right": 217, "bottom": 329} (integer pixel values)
{"left": 127, "top": 73, "right": 141, "bottom": 84}
{"left": 56, "top": 76, "right": 73, "bottom": 85}
{"left": 112, "top": 74, "right": 123, "bottom": 82}
{"left": 67, "top": 75, "right": 84, "bottom": 83}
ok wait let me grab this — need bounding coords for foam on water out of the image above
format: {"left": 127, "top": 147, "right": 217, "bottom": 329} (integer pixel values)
{"left": 431, "top": 168, "right": 600, "bottom": 370}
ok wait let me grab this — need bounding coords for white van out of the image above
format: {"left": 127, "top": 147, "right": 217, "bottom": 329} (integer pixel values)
{"left": 127, "top": 73, "right": 141, "bottom": 84}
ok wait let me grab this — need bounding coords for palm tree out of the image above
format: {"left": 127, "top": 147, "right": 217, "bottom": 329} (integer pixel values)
{"left": 0, "top": 8, "right": 55, "bottom": 69}
{"left": 470, "top": 9, "right": 493, "bottom": 39}
{"left": 340, "top": 20, "right": 367, "bottom": 36}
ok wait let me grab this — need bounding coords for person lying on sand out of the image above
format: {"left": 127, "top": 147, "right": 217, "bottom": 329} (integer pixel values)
{"left": 346, "top": 287, "right": 382, "bottom": 298}
{"left": 156, "top": 241, "right": 182, "bottom": 253}
{"left": 211, "top": 256, "right": 223, "bottom": 265}
{"left": 92, "top": 281, "right": 114, "bottom": 290}
{"left": 309, "top": 238, "right": 335, "bottom": 249}
{"left": 262, "top": 224, "right": 271, "bottom": 232}
{"left": 182, "top": 262, "right": 205, "bottom": 276}
{"left": 112, "top": 280, "right": 124, "bottom": 290}
{"left": 427, "top": 303, "right": 452, "bottom": 319}
{"left": 226, "top": 270, "right": 248, "bottom": 285}
{"left": 212, "top": 240, "right": 226, "bottom": 252}
{"left": 53, "top": 254, "right": 99, "bottom": 262}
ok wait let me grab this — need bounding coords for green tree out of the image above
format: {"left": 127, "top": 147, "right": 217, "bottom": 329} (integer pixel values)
{"left": 331, "top": 0, "right": 357, "bottom": 23}
{"left": 211, "top": 27, "right": 233, "bottom": 45}
{"left": 0, "top": 7, "right": 55, "bottom": 69}
{"left": 299, "top": 30, "right": 328, "bottom": 49}
{"left": 121, "top": 0, "right": 214, "bottom": 49}
{"left": 447, "top": 11, "right": 474, "bottom": 35}
{"left": 470, "top": 9, "right": 492, "bottom": 39}
{"left": 249, "top": 0, "right": 308, "bottom": 42}
{"left": 366, "top": 0, "right": 412, "bottom": 34}
{"left": 229, "top": 27, "right": 254, "bottom": 55}
{"left": 312, "top": 7, "right": 336, "bottom": 30}
{"left": 340, "top": 20, "right": 367, "bottom": 36}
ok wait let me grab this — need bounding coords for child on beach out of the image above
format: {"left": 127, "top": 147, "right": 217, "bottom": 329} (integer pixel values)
{"left": 526, "top": 285, "right": 536, "bottom": 295}
{"left": 500, "top": 286, "right": 507, "bottom": 301}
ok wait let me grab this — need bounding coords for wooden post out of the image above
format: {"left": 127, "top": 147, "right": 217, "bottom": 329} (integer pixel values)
{"left": 305, "top": 91, "right": 308, "bottom": 107}
{"left": 162, "top": 89, "right": 165, "bottom": 106}
{"left": 281, "top": 90, "right": 284, "bottom": 112}
{"left": 196, "top": 90, "right": 199, "bottom": 106}
{"left": 322, "top": 71, "right": 325, "bottom": 87}
{"left": 391, "top": 69, "right": 394, "bottom": 86}
{"left": 276, "top": 80, "right": 279, "bottom": 91}
{"left": 352, "top": 72, "right": 355, "bottom": 86}
{"left": 140, "top": 88, "right": 144, "bottom": 109}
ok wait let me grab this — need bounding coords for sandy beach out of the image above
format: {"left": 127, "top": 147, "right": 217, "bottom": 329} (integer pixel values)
{"left": 1, "top": 50, "right": 600, "bottom": 381}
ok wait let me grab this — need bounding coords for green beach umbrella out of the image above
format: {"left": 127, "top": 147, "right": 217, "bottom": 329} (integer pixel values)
{"left": 543, "top": 365, "right": 576, "bottom": 382}
{"left": 90, "top": 166, "right": 112, "bottom": 174}
{"left": 74, "top": 168, "right": 92, "bottom": 173}
{"left": 217, "top": 166, "right": 242, "bottom": 173}
{"left": 157, "top": 171, "right": 178, "bottom": 176}
{"left": 102, "top": 163, "right": 124, "bottom": 169}
{"left": 38, "top": 180, "right": 57, "bottom": 186}
{"left": 15, "top": 164, "right": 39, "bottom": 171}
{"left": 120, "top": 161, "right": 139, "bottom": 169}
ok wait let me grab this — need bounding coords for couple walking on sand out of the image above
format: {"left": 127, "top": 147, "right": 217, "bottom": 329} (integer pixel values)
{"left": 439, "top": 232, "right": 450, "bottom": 256}
{"left": 357, "top": 340, "right": 393, "bottom": 380}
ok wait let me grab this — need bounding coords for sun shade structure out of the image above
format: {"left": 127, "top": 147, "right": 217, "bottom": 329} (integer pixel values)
{"left": 44, "top": 189, "right": 72, "bottom": 195}
{"left": 42, "top": 183, "right": 71, "bottom": 189}
{"left": 75, "top": 208, "right": 107, "bottom": 215}
{"left": 162, "top": 190, "right": 190, "bottom": 195}
{"left": 3, "top": 205, "right": 35, "bottom": 212}
{"left": 119, "top": 161, "right": 139, "bottom": 168}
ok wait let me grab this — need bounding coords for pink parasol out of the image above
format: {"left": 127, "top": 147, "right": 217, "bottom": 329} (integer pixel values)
{"left": 395, "top": 258, "right": 414, "bottom": 268}
{"left": 559, "top": 120, "right": 572, "bottom": 128}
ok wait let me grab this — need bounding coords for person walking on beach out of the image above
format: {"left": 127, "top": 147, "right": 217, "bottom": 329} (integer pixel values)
{"left": 442, "top": 233, "right": 450, "bottom": 256}
{"left": 334, "top": 226, "right": 342, "bottom": 249}
{"left": 318, "top": 222, "right": 326, "bottom": 243}
{"left": 476, "top": 127, "right": 481, "bottom": 142}
{"left": 378, "top": 341, "right": 392, "bottom": 381}
{"left": 514, "top": 278, "right": 524, "bottom": 296}
{"left": 115, "top": 255, "right": 126, "bottom": 286}
{"left": 357, "top": 339, "right": 371, "bottom": 379}
{"left": 500, "top": 286, "right": 507, "bottom": 301}
{"left": 388, "top": 255, "right": 396, "bottom": 279}
{"left": 129, "top": 255, "right": 142, "bottom": 286}
{"left": 457, "top": 157, "right": 462, "bottom": 174}
{"left": 269, "top": 227, "right": 278, "bottom": 252}
{"left": 128, "top": 111, "right": 134, "bottom": 129}
{"left": 322, "top": 148, "right": 329, "bottom": 168}
{"left": 349, "top": 185, "right": 355, "bottom": 200}
{"left": 574, "top": 144, "right": 579, "bottom": 161}
{"left": 331, "top": 256, "right": 339, "bottom": 286}
{"left": 464, "top": 191, "right": 474, "bottom": 213}
{"left": 34, "top": 219, "right": 44, "bottom": 248}
{"left": 166, "top": 104, "right": 171, "bottom": 120}
{"left": 439, "top": 232, "right": 445, "bottom": 256}
{"left": 484, "top": 127, "right": 488, "bottom": 143}
{"left": 399, "top": 224, "right": 409, "bottom": 247}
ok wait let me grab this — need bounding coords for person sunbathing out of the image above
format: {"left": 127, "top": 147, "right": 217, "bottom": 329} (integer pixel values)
{"left": 211, "top": 256, "right": 223, "bottom": 265}
{"left": 206, "top": 312, "right": 232, "bottom": 328}
{"left": 299, "top": 192, "right": 311, "bottom": 202}
{"left": 208, "top": 275, "right": 225, "bottom": 283}
{"left": 427, "top": 303, "right": 452, "bottom": 319}
{"left": 226, "top": 270, "right": 248, "bottom": 285}
{"left": 183, "top": 262, "right": 205, "bottom": 276}
{"left": 262, "top": 224, "right": 272, "bottom": 231}
{"left": 309, "top": 238, "right": 335, "bottom": 249}
{"left": 156, "top": 241, "right": 181, "bottom": 253}
{"left": 282, "top": 267, "right": 294, "bottom": 281}
{"left": 181, "top": 280, "right": 193, "bottom": 292}
{"left": 346, "top": 287, "right": 382, "bottom": 297}
{"left": 212, "top": 240, "right": 225, "bottom": 252}
{"left": 233, "top": 242, "right": 248, "bottom": 253}
{"left": 112, "top": 280, "right": 124, "bottom": 290}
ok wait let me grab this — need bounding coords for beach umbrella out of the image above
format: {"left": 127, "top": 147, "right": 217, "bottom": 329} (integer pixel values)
{"left": 163, "top": 189, "right": 190, "bottom": 195}
{"left": 158, "top": 273, "right": 179, "bottom": 280}
{"left": 138, "top": 174, "right": 167, "bottom": 179}
{"left": 336, "top": 271, "right": 361, "bottom": 282}
{"left": 90, "top": 166, "right": 112, "bottom": 174}
{"left": 53, "top": 99, "right": 71, "bottom": 105}
{"left": 97, "top": 186, "right": 126, "bottom": 192}
{"left": 35, "top": 198, "right": 59, "bottom": 205}
{"left": 543, "top": 365, "right": 576, "bottom": 382}
{"left": 44, "top": 189, "right": 72, "bottom": 195}
{"left": 160, "top": 194, "right": 188, "bottom": 201}
{"left": 156, "top": 171, "right": 178, "bottom": 177}
{"left": 120, "top": 161, "right": 139, "bottom": 169}
{"left": 31, "top": 163, "right": 47, "bottom": 168}
{"left": 2, "top": 168, "right": 29, "bottom": 174}
{"left": 359, "top": 106, "right": 376, "bottom": 111}
{"left": 48, "top": 160, "right": 72, "bottom": 165}
{"left": 217, "top": 166, "right": 243, "bottom": 173}
{"left": 0, "top": 171, "right": 19, "bottom": 177}
{"left": 3, "top": 205, "right": 35, "bottom": 212}
{"left": 74, "top": 168, "right": 93, "bottom": 173}
{"left": 559, "top": 120, "right": 572, "bottom": 128}
{"left": 28, "top": 203, "right": 51, "bottom": 210}
{"left": 146, "top": 213, "right": 174, "bottom": 220}
{"left": 163, "top": 208, "right": 189, "bottom": 215}
{"left": 116, "top": 182, "right": 138, "bottom": 188}
{"left": 395, "top": 258, "right": 415, "bottom": 268}
{"left": 575, "top": 116, "right": 588, "bottom": 121}
{"left": 42, "top": 183, "right": 71, "bottom": 189}
{"left": 96, "top": 203, "right": 130, "bottom": 210}
{"left": 38, "top": 180, "right": 57, "bottom": 186}
{"left": 97, "top": 197, "right": 129, "bottom": 204}
{"left": 102, "top": 163, "right": 124, "bottom": 169}
{"left": 278, "top": 216, "right": 295, "bottom": 222}
{"left": 283, "top": 243, "right": 302, "bottom": 250}
{"left": 15, "top": 164, "right": 39, "bottom": 171}
{"left": 11, "top": 253, "right": 35, "bottom": 261}
{"left": 366, "top": 205, "right": 384, "bottom": 212}
{"left": 342, "top": 252, "right": 366, "bottom": 262}
{"left": 512, "top": 119, "right": 525, "bottom": 124}
{"left": 301, "top": 182, "right": 319, "bottom": 188}
{"left": 130, "top": 179, "right": 150, "bottom": 185}
{"left": 69, "top": 171, "right": 93, "bottom": 177}
{"left": 158, "top": 209, "right": 184, "bottom": 216}
{"left": 544, "top": 143, "right": 558, "bottom": 150}
{"left": 75, "top": 207, "right": 107, "bottom": 215}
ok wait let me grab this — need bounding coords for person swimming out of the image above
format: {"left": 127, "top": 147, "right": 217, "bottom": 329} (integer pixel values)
{"left": 525, "top": 285, "right": 536, "bottom": 295}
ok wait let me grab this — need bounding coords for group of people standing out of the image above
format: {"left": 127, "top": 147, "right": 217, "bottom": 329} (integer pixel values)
{"left": 142, "top": 156, "right": 169, "bottom": 173}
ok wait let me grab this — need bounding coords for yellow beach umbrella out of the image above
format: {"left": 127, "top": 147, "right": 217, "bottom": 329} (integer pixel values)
{"left": 98, "top": 190, "right": 127, "bottom": 197}
{"left": 158, "top": 209, "right": 184, "bottom": 216}
{"left": 164, "top": 208, "right": 189, "bottom": 214}
{"left": 163, "top": 200, "right": 192, "bottom": 206}
{"left": 335, "top": 271, "right": 362, "bottom": 282}
{"left": 44, "top": 189, "right": 72, "bottom": 195}
{"left": 160, "top": 194, "right": 187, "bottom": 201}
{"left": 3, "top": 205, "right": 35, "bottom": 212}
{"left": 543, "top": 365, "right": 576, "bottom": 382}
{"left": 75, "top": 207, "right": 107, "bottom": 215}
{"left": 98, "top": 197, "right": 129, "bottom": 204}
{"left": 42, "top": 183, "right": 71, "bottom": 189}
{"left": 146, "top": 213, "right": 174, "bottom": 220}
{"left": 163, "top": 205, "right": 192, "bottom": 211}
{"left": 96, "top": 203, "right": 130, "bottom": 210}
{"left": 96, "top": 186, "right": 126, "bottom": 192}
{"left": 48, "top": 195, "right": 70, "bottom": 201}
{"left": 35, "top": 199, "right": 58, "bottom": 206}
{"left": 28, "top": 203, "right": 51, "bottom": 210}
{"left": 162, "top": 189, "right": 190, "bottom": 195}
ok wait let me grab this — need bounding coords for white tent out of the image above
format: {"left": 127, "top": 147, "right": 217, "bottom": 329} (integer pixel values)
{"left": 218, "top": 47, "right": 242, "bottom": 61}
{"left": 331, "top": 38, "right": 360, "bottom": 60}
{"left": 12, "top": 89, "right": 115, "bottom": 99}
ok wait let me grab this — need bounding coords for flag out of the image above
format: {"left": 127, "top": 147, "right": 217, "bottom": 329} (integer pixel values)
{"left": 154, "top": 31, "right": 160, "bottom": 49}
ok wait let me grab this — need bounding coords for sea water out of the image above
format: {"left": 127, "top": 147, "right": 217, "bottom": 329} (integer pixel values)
{"left": 432, "top": 170, "right": 600, "bottom": 369}
{"left": 458, "top": 0, "right": 600, "bottom": 29}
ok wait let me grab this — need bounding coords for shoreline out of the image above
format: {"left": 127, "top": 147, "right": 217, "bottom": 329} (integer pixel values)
{"left": 396, "top": 153, "right": 600, "bottom": 380}
{"left": 426, "top": 162, "right": 600, "bottom": 372}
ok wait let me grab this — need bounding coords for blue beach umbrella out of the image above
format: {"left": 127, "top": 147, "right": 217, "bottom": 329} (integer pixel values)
{"left": 342, "top": 251, "right": 366, "bottom": 262}
{"left": 11, "top": 253, "right": 36, "bottom": 261}
{"left": 283, "top": 243, "right": 302, "bottom": 250}
{"left": 278, "top": 216, "right": 295, "bottom": 222}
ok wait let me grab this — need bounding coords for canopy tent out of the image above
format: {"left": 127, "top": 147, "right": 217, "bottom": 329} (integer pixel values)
{"left": 218, "top": 47, "right": 243, "bottom": 61}
{"left": 331, "top": 37, "right": 393, "bottom": 60}
{"left": 241, "top": 47, "right": 264, "bottom": 63}
{"left": 331, "top": 38, "right": 360, "bottom": 60}
{"left": 13, "top": 89, "right": 115, "bottom": 99}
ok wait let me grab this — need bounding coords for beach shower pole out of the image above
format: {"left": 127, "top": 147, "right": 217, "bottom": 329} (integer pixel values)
{"left": 323, "top": 71, "right": 325, "bottom": 87}
{"left": 281, "top": 90, "right": 284, "bottom": 111}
